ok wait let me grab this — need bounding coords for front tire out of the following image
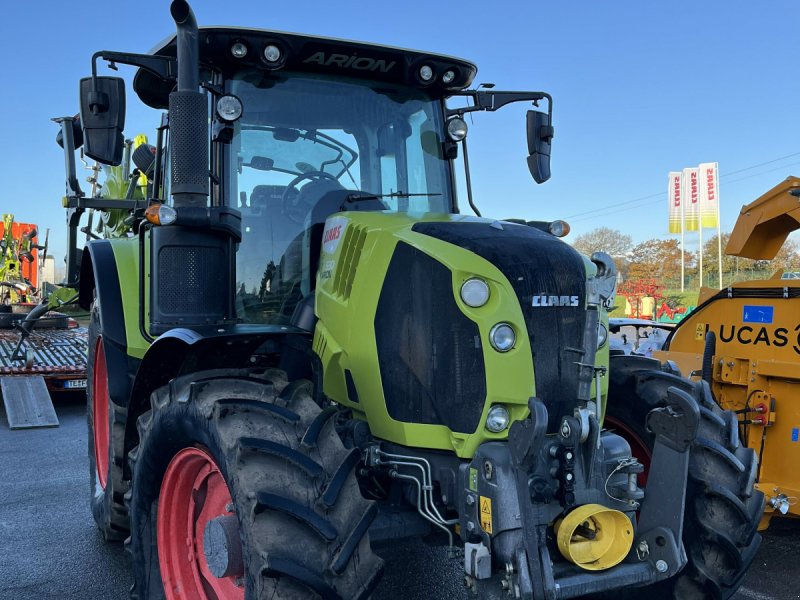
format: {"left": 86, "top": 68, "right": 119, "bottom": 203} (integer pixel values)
{"left": 128, "top": 368, "right": 383, "bottom": 600}
{"left": 605, "top": 355, "right": 763, "bottom": 600}
{"left": 86, "top": 305, "right": 129, "bottom": 541}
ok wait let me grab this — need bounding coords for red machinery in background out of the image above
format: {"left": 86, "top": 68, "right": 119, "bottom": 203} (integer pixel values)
{"left": 0, "top": 214, "right": 47, "bottom": 304}
{"left": 616, "top": 278, "right": 663, "bottom": 319}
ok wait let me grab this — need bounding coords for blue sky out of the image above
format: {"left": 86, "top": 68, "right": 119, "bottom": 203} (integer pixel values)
{"left": 3, "top": 1, "right": 798, "bottom": 264}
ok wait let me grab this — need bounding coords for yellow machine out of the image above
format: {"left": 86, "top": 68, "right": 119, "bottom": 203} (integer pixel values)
{"left": 657, "top": 176, "right": 800, "bottom": 526}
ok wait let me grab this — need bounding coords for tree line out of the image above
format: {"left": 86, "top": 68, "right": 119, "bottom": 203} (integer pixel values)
{"left": 571, "top": 227, "right": 800, "bottom": 289}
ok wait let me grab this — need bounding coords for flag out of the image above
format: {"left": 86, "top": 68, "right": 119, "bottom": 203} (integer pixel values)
{"left": 683, "top": 167, "right": 700, "bottom": 231}
{"left": 668, "top": 171, "right": 683, "bottom": 233}
{"left": 698, "top": 162, "right": 719, "bottom": 228}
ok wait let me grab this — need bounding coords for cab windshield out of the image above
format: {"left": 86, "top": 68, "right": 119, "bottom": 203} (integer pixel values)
{"left": 226, "top": 71, "right": 454, "bottom": 323}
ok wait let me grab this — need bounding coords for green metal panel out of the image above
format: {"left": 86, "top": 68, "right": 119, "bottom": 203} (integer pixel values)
{"left": 108, "top": 237, "right": 150, "bottom": 359}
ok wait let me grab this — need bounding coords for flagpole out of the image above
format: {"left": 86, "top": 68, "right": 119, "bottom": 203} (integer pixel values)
{"left": 699, "top": 219, "right": 703, "bottom": 289}
{"left": 680, "top": 174, "right": 685, "bottom": 293}
{"left": 717, "top": 163, "right": 723, "bottom": 288}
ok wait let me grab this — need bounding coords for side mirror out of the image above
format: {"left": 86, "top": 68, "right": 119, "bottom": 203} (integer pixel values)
{"left": 79, "top": 76, "right": 126, "bottom": 166}
{"left": 526, "top": 110, "right": 554, "bottom": 184}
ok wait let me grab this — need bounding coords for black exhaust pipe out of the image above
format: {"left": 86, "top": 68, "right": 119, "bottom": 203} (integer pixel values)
{"left": 168, "top": 0, "right": 207, "bottom": 208}
{"left": 170, "top": 0, "right": 199, "bottom": 92}
{"left": 149, "top": 0, "right": 239, "bottom": 336}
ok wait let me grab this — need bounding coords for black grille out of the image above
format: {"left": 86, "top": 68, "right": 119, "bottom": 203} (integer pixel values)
{"left": 158, "top": 245, "right": 227, "bottom": 316}
{"left": 149, "top": 225, "right": 235, "bottom": 334}
{"left": 413, "top": 222, "right": 587, "bottom": 432}
{"left": 375, "top": 242, "right": 486, "bottom": 433}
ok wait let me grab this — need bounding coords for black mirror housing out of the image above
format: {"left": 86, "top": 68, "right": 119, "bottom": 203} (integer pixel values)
{"left": 55, "top": 114, "right": 84, "bottom": 150}
{"left": 526, "top": 110, "right": 553, "bottom": 184}
{"left": 79, "top": 76, "right": 126, "bottom": 166}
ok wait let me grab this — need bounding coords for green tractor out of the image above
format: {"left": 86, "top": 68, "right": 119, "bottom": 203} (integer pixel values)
{"left": 56, "top": 2, "right": 762, "bottom": 598}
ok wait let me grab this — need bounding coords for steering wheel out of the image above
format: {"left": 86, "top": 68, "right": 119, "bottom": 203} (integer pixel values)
{"left": 281, "top": 171, "right": 338, "bottom": 224}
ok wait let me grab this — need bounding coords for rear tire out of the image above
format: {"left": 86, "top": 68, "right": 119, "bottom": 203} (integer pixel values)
{"left": 128, "top": 368, "right": 383, "bottom": 600}
{"left": 86, "top": 305, "right": 129, "bottom": 541}
{"left": 606, "top": 355, "right": 763, "bottom": 600}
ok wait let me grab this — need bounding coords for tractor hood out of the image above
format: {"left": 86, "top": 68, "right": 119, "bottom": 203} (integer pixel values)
{"left": 313, "top": 212, "right": 597, "bottom": 455}
{"left": 410, "top": 220, "right": 589, "bottom": 432}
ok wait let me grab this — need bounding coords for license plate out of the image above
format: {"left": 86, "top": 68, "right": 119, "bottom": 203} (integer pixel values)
{"left": 65, "top": 379, "right": 87, "bottom": 389}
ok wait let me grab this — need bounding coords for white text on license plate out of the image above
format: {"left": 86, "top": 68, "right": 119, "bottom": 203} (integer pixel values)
{"left": 65, "top": 379, "right": 87, "bottom": 389}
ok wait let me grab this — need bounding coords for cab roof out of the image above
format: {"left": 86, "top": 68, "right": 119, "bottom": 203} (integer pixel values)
{"left": 133, "top": 26, "right": 478, "bottom": 109}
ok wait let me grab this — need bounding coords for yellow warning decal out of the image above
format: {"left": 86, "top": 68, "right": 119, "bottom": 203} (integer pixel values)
{"left": 695, "top": 323, "right": 706, "bottom": 341}
{"left": 480, "top": 496, "right": 493, "bottom": 534}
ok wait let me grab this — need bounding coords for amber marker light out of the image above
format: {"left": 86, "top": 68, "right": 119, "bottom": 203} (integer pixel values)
{"left": 144, "top": 204, "right": 177, "bottom": 226}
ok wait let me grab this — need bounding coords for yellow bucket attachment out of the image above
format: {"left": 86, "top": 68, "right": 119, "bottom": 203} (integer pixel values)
{"left": 555, "top": 504, "right": 634, "bottom": 571}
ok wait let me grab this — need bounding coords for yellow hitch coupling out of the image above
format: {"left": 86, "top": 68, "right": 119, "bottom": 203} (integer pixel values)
{"left": 555, "top": 504, "right": 634, "bottom": 571}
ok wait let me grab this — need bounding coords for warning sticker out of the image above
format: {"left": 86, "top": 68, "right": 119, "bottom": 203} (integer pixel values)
{"left": 480, "top": 496, "right": 493, "bottom": 534}
{"left": 469, "top": 468, "right": 478, "bottom": 492}
{"left": 695, "top": 323, "right": 706, "bottom": 341}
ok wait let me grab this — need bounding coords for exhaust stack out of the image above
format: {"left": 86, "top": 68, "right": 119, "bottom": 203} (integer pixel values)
{"left": 168, "top": 0, "right": 207, "bottom": 208}
{"left": 170, "top": 0, "right": 199, "bottom": 92}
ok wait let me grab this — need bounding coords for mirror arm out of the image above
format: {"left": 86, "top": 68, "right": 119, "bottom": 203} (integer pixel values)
{"left": 90, "top": 51, "right": 177, "bottom": 109}
{"left": 461, "top": 136, "right": 481, "bottom": 217}
{"left": 446, "top": 90, "right": 553, "bottom": 118}
{"left": 52, "top": 116, "right": 83, "bottom": 198}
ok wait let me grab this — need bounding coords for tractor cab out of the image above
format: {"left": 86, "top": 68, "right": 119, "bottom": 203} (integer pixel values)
{"left": 133, "top": 28, "right": 476, "bottom": 326}
{"left": 67, "top": 25, "right": 553, "bottom": 332}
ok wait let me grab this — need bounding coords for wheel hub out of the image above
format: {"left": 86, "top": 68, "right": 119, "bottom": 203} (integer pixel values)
{"left": 204, "top": 515, "right": 244, "bottom": 579}
{"left": 157, "top": 446, "right": 244, "bottom": 599}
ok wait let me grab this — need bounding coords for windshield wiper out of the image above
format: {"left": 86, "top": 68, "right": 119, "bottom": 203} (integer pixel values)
{"left": 348, "top": 191, "right": 442, "bottom": 200}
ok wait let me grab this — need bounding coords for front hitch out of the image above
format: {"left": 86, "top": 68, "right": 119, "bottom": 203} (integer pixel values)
{"left": 462, "top": 387, "right": 700, "bottom": 600}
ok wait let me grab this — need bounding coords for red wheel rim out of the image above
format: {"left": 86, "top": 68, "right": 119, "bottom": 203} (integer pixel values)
{"left": 158, "top": 447, "right": 244, "bottom": 600}
{"left": 604, "top": 416, "right": 652, "bottom": 487}
{"left": 92, "top": 337, "right": 110, "bottom": 490}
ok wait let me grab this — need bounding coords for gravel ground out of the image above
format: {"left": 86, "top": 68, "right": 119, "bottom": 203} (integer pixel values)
{"left": 0, "top": 395, "right": 796, "bottom": 600}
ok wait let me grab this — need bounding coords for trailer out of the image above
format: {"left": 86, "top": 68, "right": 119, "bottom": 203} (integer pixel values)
{"left": 0, "top": 312, "right": 87, "bottom": 429}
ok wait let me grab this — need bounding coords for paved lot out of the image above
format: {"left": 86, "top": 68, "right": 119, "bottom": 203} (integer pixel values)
{"left": 1, "top": 395, "right": 797, "bottom": 600}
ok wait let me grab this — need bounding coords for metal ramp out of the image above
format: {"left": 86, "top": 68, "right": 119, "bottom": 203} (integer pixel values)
{"left": 1, "top": 375, "right": 59, "bottom": 429}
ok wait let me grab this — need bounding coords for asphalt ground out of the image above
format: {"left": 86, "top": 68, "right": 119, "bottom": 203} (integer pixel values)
{"left": 1, "top": 394, "right": 797, "bottom": 600}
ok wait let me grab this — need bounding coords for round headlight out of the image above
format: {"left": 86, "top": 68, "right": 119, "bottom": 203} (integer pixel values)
{"left": 486, "top": 405, "right": 510, "bottom": 433}
{"left": 264, "top": 44, "right": 282, "bottom": 63}
{"left": 490, "top": 323, "right": 516, "bottom": 352}
{"left": 447, "top": 117, "right": 468, "bottom": 141}
{"left": 216, "top": 95, "right": 243, "bottom": 122}
{"left": 230, "top": 42, "right": 248, "bottom": 58}
{"left": 460, "top": 278, "right": 490, "bottom": 307}
{"left": 597, "top": 322, "right": 608, "bottom": 348}
{"left": 548, "top": 220, "right": 571, "bottom": 238}
{"left": 419, "top": 65, "right": 434, "bottom": 81}
{"left": 442, "top": 70, "right": 456, "bottom": 84}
